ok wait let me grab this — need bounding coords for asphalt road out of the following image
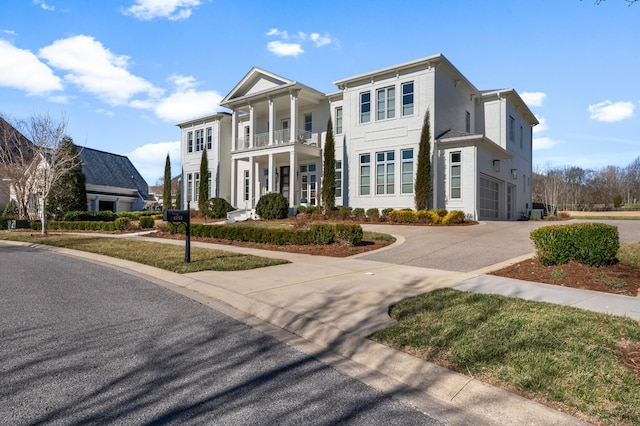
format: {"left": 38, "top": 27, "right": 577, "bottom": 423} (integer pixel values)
{"left": 0, "top": 244, "right": 442, "bottom": 425}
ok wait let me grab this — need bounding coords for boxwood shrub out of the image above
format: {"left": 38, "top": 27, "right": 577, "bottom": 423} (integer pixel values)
{"left": 44, "top": 221, "right": 117, "bottom": 231}
{"left": 530, "top": 223, "right": 619, "bottom": 267}
{"left": 255, "top": 193, "right": 289, "bottom": 219}
{"left": 139, "top": 216, "right": 155, "bottom": 229}
{"left": 63, "top": 210, "right": 118, "bottom": 222}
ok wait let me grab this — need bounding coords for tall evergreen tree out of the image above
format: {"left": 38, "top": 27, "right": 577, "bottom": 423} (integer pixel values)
{"left": 163, "top": 153, "right": 172, "bottom": 210}
{"left": 198, "top": 147, "right": 209, "bottom": 211}
{"left": 321, "top": 118, "right": 336, "bottom": 211}
{"left": 47, "top": 137, "right": 87, "bottom": 219}
{"left": 175, "top": 184, "right": 181, "bottom": 209}
{"left": 415, "top": 110, "right": 432, "bottom": 210}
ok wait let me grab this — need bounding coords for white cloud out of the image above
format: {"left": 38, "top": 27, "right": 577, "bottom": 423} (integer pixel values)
{"left": 3, "top": 30, "right": 16, "bottom": 35}
{"left": 0, "top": 39, "right": 63, "bottom": 95}
{"left": 127, "top": 141, "right": 182, "bottom": 184}
{"left": 588, "top": 100, "right": 635, "bottom": 122}
{"left": 310, "top": 33, "right": 333, "bottom": 47}
{"left": 33, "top": 0, "right": 55, "bottom": 11}
{"left": 533, "top": 137, "right": 561, "bottom": 151}
{"left": 153, "top": 75, "right": 222, "bottom": 121}
{"left": 267, "top": 41, "right": 304, "bottom": 57}
{"left": 38, "top": 35, "right": 163, "bottom": 106}
{"left": 533, "top": 115, "right": 548, "bottom": 134}
{"left": 266, "top": 28, "right": 288, "bottom": 38}
{"left": 124, "top": 0, "right": 201, "bottom": 20}
{"left": 520, "top": 91, "right": 546, "bottom": 107}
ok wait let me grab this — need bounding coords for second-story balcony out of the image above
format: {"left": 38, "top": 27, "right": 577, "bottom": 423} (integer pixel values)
{"left": 234, "top": 129, "right": 318, "bottom": 152}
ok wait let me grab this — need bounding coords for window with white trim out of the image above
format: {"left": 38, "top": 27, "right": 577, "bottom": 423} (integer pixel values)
{"left": 194, "top": 172, "right": 200, "bottom": 202}
{"left": 401, "top": 149, "right": 414, "bottom": 194}
{"left": 187, "top": 173, "right": 193, "bottom": 201}
{"left": 402, "top": 82, "right": 414, "bottom": 116}
{"left": 304, "top": 113, "right": 312, "bottom": 132}
{"left": 196, "top": 129, "right": 204, "bottom": 151}
{"left": 360, "top": 154, "right": 371, "bottom": 195}
{"left": 207, "top": 171, "right": 212, "bottom": 199}
{"left": 450, "top": 151, "right": 461, "bottom": 199}
{"left": 465, "top": 111, "right": 471, "bottom": 133}
{"left": 187, "top": 131, "right": 193, "bottom": 153}
{"left": 376, "top": 151, "right": 395, "bottom": 194}
{"left": 207, "top": 127, "right": 212, "bottom": 150}
{"left": 519, "top": 125, "right": 523, "bottom": 149}
{"left": 377, "top": 86, "right": 395, "bottom": 120}
{"left": 509, "top": 116, "right": 515, "bottom": 142}
{"left": 360, "top": 91, "right": 371, "bottom": 123}
{"left": 335, "top": 160, "right": 342, "bottom": 198}
{"left": 244, "top": 170, "right": 250, "bottom": 201}
{"left": 335, "top": 107, "right": 343, "bottom": 134}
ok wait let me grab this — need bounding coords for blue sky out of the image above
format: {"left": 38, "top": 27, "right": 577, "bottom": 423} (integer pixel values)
{"left": 1, "top": 0, "right": 638, "bottom": 184}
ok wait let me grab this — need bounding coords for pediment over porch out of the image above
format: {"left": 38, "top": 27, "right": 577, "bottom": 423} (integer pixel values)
{"left": 221, "top": 68, "right": 295, "bottom": 106}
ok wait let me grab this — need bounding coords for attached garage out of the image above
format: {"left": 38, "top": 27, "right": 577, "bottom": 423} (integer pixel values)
{"left": 479, "top": 175, "right": 499, "bottom": 219}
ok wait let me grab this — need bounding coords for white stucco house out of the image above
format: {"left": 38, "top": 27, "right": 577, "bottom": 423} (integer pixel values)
{"left": 177, "top": 53, "right": 538, "bottom": 220}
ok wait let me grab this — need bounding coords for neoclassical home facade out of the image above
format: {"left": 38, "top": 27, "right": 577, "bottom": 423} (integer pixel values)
{"left": 177, "top": 54, "right": 538, "bottom": 220}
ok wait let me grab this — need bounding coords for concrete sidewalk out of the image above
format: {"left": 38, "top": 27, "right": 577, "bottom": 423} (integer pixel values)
{"left": 12, "top": 233, "right": 639, "bottom": 424}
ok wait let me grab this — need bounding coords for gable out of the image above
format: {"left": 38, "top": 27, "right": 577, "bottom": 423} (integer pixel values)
{"left": 221, "top": 67, "right": 294, "bottom": 105}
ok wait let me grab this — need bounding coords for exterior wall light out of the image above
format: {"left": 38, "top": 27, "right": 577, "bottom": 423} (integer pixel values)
{"left": 511, "top": 169, "right": 518, "bottom": 179}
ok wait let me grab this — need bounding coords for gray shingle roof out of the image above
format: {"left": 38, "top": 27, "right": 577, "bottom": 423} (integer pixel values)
{"left": 77, "top": 147, "right": 150, "bottom": 199}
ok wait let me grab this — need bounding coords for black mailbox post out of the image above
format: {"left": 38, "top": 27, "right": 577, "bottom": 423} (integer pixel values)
{"left": 163, "top": 203, "right": 191, "bottom": 263}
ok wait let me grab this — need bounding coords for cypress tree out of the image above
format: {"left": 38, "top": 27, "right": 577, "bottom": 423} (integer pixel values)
{"left": 163, "top": 153, "right": 172, "bottom": 210}
{"left": 321, "top": 118, "right": 336, "bottom": 211}
{"left": 198, "top": 147, "right": 209, "bottom": 211}
{"left": 415, "top": 110, "right": 432, "bottom": 210}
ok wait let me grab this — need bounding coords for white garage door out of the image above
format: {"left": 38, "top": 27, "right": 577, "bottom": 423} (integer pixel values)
{"left": 479, "top": 176, "right": 499, "bottom": 219}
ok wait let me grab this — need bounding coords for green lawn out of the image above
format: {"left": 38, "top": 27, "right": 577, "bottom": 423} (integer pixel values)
{"left": 0, "top": 233, "right": 289, "bottom": 273}
{"left": 371, "top": 289, "right": 640, "bottom": 425}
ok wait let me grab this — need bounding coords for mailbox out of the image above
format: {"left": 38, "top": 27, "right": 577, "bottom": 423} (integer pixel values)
{"left": 163, "top": 209, "right": 189, "bottom": 223}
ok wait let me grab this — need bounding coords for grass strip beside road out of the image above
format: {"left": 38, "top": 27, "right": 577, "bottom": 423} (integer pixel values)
{"left": 371, "top": 288, "right": 640, "bottom": 425}
{"left": 0, "top": 233, "right": 289, "bottom": 273}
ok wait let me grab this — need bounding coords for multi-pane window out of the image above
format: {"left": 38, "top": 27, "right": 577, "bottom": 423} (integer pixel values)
{"left": 207, "top": 171, "right": 212, "bottom": 199}
{"left": 401, "top": 149, "right": 414, "bottom": 194}
{"left": 335, "top": 107, "right": 343, "bottom": 134}
{"left": 196, "top": 129, "right": 204, "bottom": 151}
{"left": 244, "top": 170, "right": 250, "bottom": 201}
{"left": 187, "top": 132, "right": 193, "bottom": 153}
{"left": 335, "top": 160, "right": 342, "bottom": 198}
{"left": 360, "top": 91, "right": 371, "bottom": 123}
{"left": 187, "top": 173, "right": 193, "bottom": 201}
{"left": 509, "top": 116, "right": 515, "bottom": 142}
{"left": 376, "top": 151, "right": 395, "bottom": 194}
{"left": 194, "top": 172, "right": 200, "bottom": 202}
{"left": 304, "top": 113, "right": 312, "bottom": 132}
{"left": 402, "top": 82, "right": 414, "bottom": 116}
{"left": 377, "top": 86, "right": 395, "bottom": 120}
{"left": 465, "top": 111, "right": 471, "bottom": 133}
{"left": 359, "top": 154, "right": 371, "bottom": 195}
{"left": 519, "top": 126, "right": 524, "bottom": 149}
{"left": 450, "top": 151, "right": 461, "bottom": 199}
{"left": 207, "top": 127, "right": 212, "bottom": 150}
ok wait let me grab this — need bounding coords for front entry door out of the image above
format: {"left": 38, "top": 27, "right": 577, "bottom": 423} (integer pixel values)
{"left": 300, "top": 164, "right": 317, "bottom": 205}
{"left": 279, "top": 166, "right": 290, "bottom": 200}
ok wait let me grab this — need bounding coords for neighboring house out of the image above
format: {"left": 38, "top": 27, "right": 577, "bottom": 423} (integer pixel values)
{"left": 178, "top": 53, "right": 538, "bottom": 220}
{"left": 78, "top": 147, "right": 153, "bottom": 212}
{"left": 149, "top": 175, "right": 181, "bottom": 210}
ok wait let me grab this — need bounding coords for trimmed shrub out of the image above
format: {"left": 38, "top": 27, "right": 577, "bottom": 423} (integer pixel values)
{"left": 335, "top": 223, "right": 363, "bottom": 245}
{"left": 337, "top": 206, "right": 352, "bottom": 220}
{"left": 0, "top": 216, "right": 8, "bottom": 230}
{"left": 203, "top": 197, "right": 235, "bottom": 219}
{"left": 415, "top": 210, "right": 439, "bottom": 224}
{"left": 435, "top": 208, "right": 448, "bottom": 219}
{"left": 63, "top": 210, "right": 118, "bottom": 222}
{"left": 530, "top": 223, "right": 619, "bottom": 267}
{"left": 43, "top": 221, "right": 116, "bottom": 231}
{"left": 366, "top": 208, "right": 380, "bottom": 222}
{"left": 255, "top": 193, "right": 289, "bottom": 220}
{"left": 139, "top": 216, "right": 155, "bottom": 229}
{"left": 296, "top": 205, "right": 307, "bottom": 215}
{"left": 352, "top": 208, "right": 365, "bottom": 221}
{"left": 114, "top": 217, "right": 131, "bottom": 231}
{"left": 388, "top": 209, "right": 416, "bottom": 223}
{"left": 442, "top": 210, "right": 466, "bottom": 224}
{"left": 310, "top": 223, "right": 335, "bottom": 244}
{"left": 381, "top": 208, "right": 394, "bottom": 222}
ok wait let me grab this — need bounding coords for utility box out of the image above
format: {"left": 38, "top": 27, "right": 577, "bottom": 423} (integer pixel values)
{"left": 530, "top": 209, "right": 544, "bottom": 220}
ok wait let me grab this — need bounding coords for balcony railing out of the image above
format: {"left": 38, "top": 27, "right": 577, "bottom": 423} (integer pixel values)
{"left": 234, "top": 129, "right": 317, "bottom": 151}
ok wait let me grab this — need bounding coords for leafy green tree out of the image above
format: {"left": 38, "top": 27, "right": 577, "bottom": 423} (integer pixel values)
{"left": 47, "top": 137, "right": 86, "bottom": 220}
{"left": 198, "top": 147, "right": 209, "bottom": 211}
{"left": 415, "top": 110, "right": 432, "bottom": 211}
{"left": 321, "top": 118, "right": 336, "bottom": 211}
{"left": 163, "top": 153, "right": 172, "bottom": 210}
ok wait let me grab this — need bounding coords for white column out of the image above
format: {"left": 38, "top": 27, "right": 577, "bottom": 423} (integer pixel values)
{"left": 289, "top": 150, "right": 297, "bottom": 207}
{"left": 290, "top": 90, "right": 299, "bottom": 143}
{"left": 268, "top": 97, "right": 275, "bottom": 146}
{"left": 248, "top": 156, "right": 255, "bottom": 208}
{"left": 268, "top": 153, "right": 275, "bottom": 193}
{"left": 230, "top": 159, "right": 237, "bottom": 207}
{"left": 249, "top": 104, "right": 255, "bottom": 149}
{"left": 231, "top": 110, "right": 237, "bottom": 151}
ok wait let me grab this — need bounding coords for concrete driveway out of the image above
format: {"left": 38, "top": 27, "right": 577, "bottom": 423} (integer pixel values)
{"left": 360, "top": 219, "right": 640, "bottom": 273}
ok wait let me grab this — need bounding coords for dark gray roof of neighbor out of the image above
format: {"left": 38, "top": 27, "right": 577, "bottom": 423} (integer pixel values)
{"left": 77, "top": 147, "right": 150, "bottom": 199}
{"left": 436, "top": 129, "right": 480, "bottom": 140}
